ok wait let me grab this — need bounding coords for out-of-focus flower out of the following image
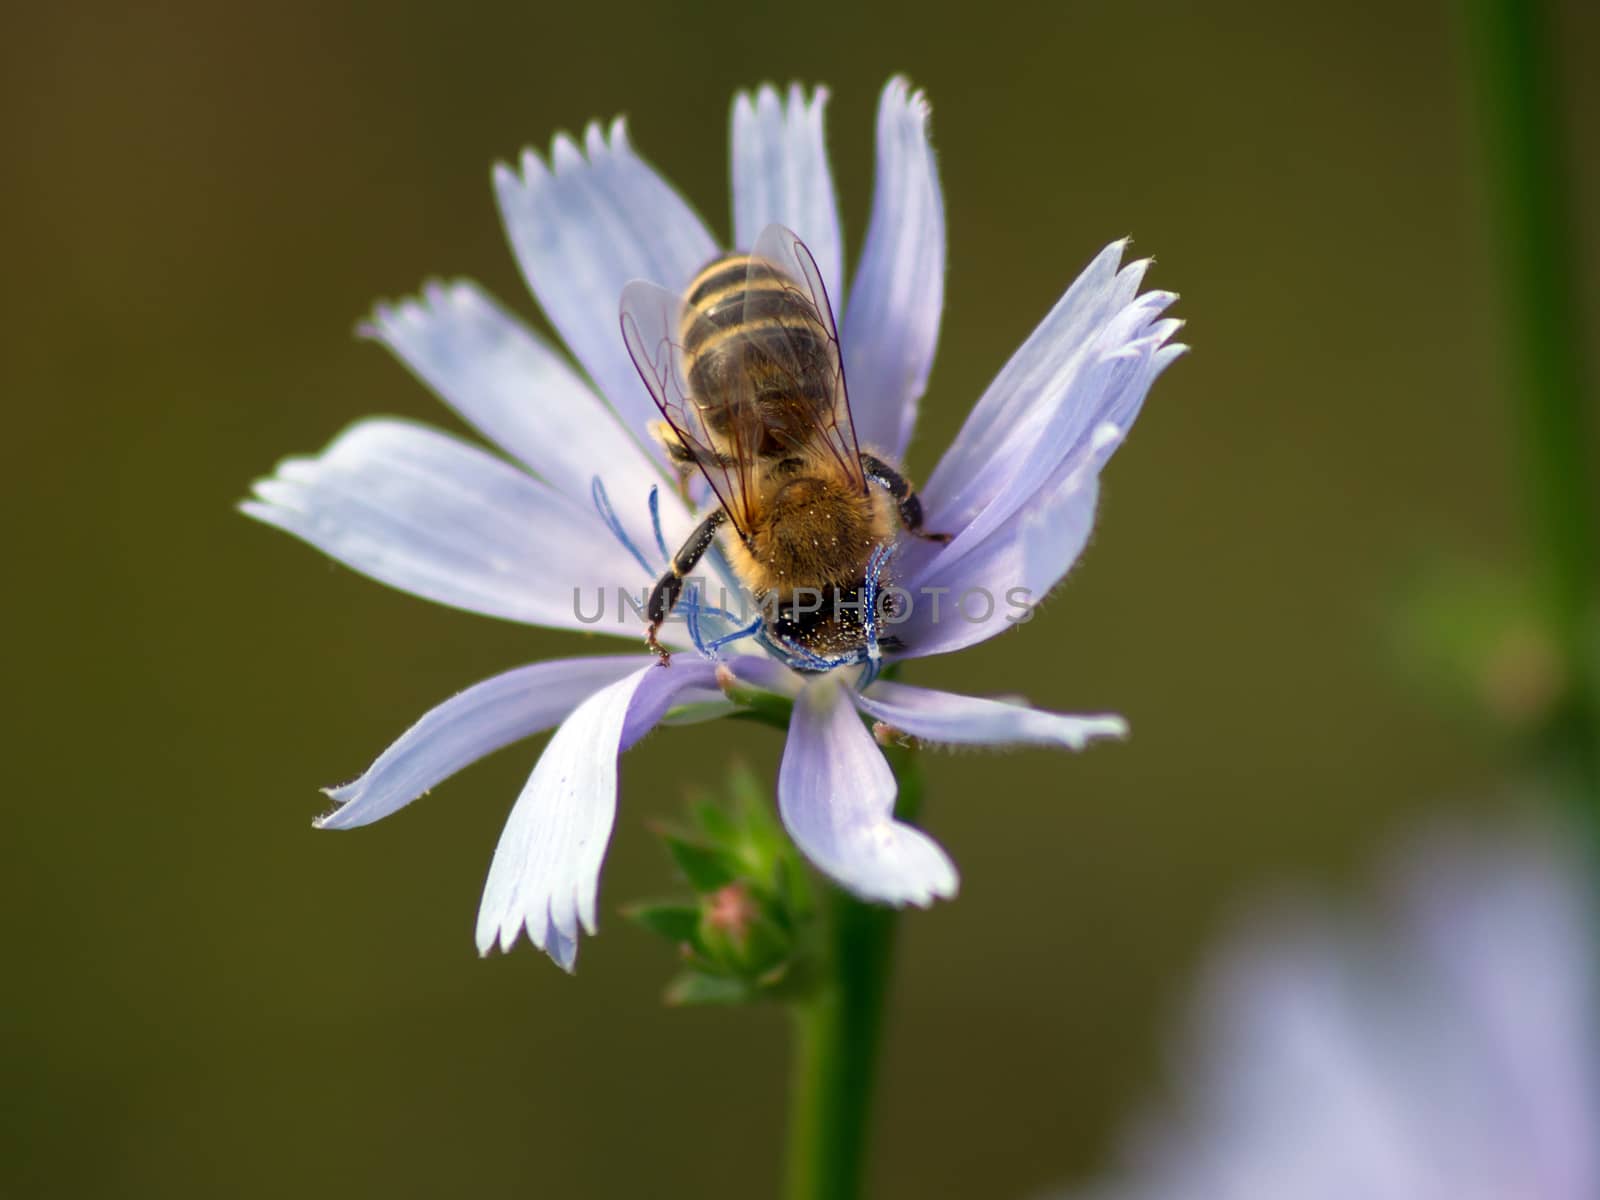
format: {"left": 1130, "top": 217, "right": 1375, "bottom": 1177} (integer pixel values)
{"left": 1068, "top": 821, "right": 1600, "bottom": 1200}
{"left": 242, "top": 78, "right": 1181, "bottom": 969}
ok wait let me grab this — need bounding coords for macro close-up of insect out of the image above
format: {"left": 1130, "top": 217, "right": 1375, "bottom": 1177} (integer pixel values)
{"left": 622, "top": 224, "right": 949, "bottom": 675}
{"left": 15, "top": 1, "right": 1598, "bottom": 1195}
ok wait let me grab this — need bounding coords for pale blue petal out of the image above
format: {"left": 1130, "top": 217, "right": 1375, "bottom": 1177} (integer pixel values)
{"left": 1182, "top": 922, "right": 1448, "bottom": 1200}
{"left": 934, "top": 305, "right": 1177, "bottom": 560}
{"left": 895, "top": 328, "right": 1185, "bottom": 658}
{"left": 618, "top": 660, "right": 725, "bottom": 746}
{"left": 495, "top": 120, "right": 718, "bottom": 444}
{"left": 317, "top": 656, "right": 646, "bottom": 831}
{"left": 914, "top": 281, "right": 1180, "bottom": 574}
{"left": 1395, "top": 828, "right": 1600, "bottom": 1199}
{"left": 731, "top": 83, "right": 842, "bottom": 302}
{"left": 241, "top": 418, "right": 647, "bottom": 636}
{"left": 893, "top": 435, "right": 1108, "bottom": 659}
{"left": 841, "top": 77, "right": 945, "bottom": 461}
{"left": 918, "top": 240, "right": 1147, "bottom": 523}
{"left": 545, "top": 925, "right": 578, "bottom": 973}
{"left": 722, "top": 653, "right": 805, "bottom": 698}
{"left": 475, "top": 659, "right": 717, "bottom": 967}
{"left": 361, "top": 280, "right": 665, "bottom": 507}
{"left": 1071, "top": 824, "right": 1600, "bottom": 1200}
{"left": 779, "top": 677, "right": 957, "bottom": 906}
{"left": 854, "top": 680, "right": 1126, "bottom": 748}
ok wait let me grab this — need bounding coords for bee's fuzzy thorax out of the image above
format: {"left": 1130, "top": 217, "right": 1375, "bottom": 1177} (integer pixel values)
{"left": 721, "top": 470, "right": 895, "bottom": 601}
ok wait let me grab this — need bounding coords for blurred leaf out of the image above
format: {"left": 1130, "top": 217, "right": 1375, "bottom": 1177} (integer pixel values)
{"left": 664, "top": 971, "right": 753, "bottom": 1007}
{"left": 1386, "top": 554, "right": 1565, "bottom": 729}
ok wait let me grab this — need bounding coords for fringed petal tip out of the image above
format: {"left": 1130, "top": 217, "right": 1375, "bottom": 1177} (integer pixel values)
{"left": 845, "top": 833, "right": 960, "bottom": 909}
{"left": 475, "top": 891, "right": 586, "bottom": 971}
{"left": 356, "top": 277, "right": 479, "bottom": 342}
{"left": 493, "top": 108, "right": 716, "bottom": 441}
{"left": 470, "top": 663, "right": 717, "bottom": 970}
{"left": 236, "top": 496, "right": 274, "bottom": 523}
{"left": 1134, "top": 287, "right": 1179, "bottom": 311}
{"left": 1075, "top": 713, "right": 1130, "bottom": 746}
{"left": 492, "top": 116, "right": 636, "bottom": 192}
{"left": 312, "top": 786, "right": 352, "bottom": 831}
{"left": 731, "top": 78, "right": 843, "bottom": 299}
{"left": 882, "top": 74, "right": 931, "bottom": 122}
{"left": 733, "top": 81, "right": 830, "bottom": 120}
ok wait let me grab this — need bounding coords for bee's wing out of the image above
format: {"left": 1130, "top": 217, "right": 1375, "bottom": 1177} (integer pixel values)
{"left": 745, "top": 223, "right": 866, "bottom": 492}
{"left": 620, "top": 279, "right": 765, "bottom": 536}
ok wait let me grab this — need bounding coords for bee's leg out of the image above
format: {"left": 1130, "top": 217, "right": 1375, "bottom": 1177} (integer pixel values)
{"left": 649, "top": 419, "right": 697, "bottom": 465}
{"left": 646, "top": 508, "right": 727, "bottom": 664}
{"left": 649, "top": 419, "right": 699, "bottom": 497}
{"left": 859, "top": 453, "right": 951, "bottom": 544}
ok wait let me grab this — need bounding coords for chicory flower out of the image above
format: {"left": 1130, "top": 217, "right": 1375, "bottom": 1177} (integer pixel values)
{"left": 243, "top": 78, "right": 1182, "bottom": 969}
{"left": 1068, "top": 821, "right": 1599, "bottom": 1200}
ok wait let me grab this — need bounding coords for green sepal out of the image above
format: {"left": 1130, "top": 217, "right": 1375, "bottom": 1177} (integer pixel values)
{"left": 691, "top": 798, "right": 738, "bottom": 842}
{"left": 622, "top": 901, "right": 701, "bottom": 944}
{"left": 657, "top": 828, "right": 741, "bottom": 893}
{"left": 630, "top": 760, "right": 825, "bottom": 1006}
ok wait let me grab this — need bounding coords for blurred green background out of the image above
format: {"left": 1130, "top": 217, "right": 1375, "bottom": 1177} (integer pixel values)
{"left": 7, "top": 1, "right": 1598, "bottom": 1196}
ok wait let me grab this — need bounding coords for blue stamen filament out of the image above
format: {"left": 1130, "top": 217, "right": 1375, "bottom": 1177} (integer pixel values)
{"left": 590, "top": 477, "right": 656, "bottom": 576}
{"left": 647, "top": 485, "right": 670, "bottom": 562}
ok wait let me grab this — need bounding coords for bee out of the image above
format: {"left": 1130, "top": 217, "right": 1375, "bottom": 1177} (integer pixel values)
{"left": 620, "top": 223, "right": 948, "bottom": 672}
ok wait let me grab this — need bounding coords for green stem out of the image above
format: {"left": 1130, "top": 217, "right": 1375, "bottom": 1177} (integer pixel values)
{"left": 784, "top": 750, "right": 925, "bottom": 1200}
{"left": 1461, "top": 0, "right": 1600, "bottom": 810}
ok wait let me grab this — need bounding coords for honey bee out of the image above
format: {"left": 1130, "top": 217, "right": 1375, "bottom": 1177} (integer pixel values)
{"left": 620, "top": 223, "right": 947, "bottom": 672}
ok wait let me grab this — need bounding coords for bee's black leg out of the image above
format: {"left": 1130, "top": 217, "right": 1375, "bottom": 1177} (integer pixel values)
{"left": 860, "top": 453, "right": 951, "bottom": 544}
{"left": 646, "top": 508, "right": 728, "bottom": 664}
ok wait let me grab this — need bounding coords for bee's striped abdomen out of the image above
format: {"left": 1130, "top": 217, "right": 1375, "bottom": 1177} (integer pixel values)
{"left": 684, "top": 255, "right": 783, "bottom": 314}
{"left": 680, "top": 253, "right": 835, "bottom": 441}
